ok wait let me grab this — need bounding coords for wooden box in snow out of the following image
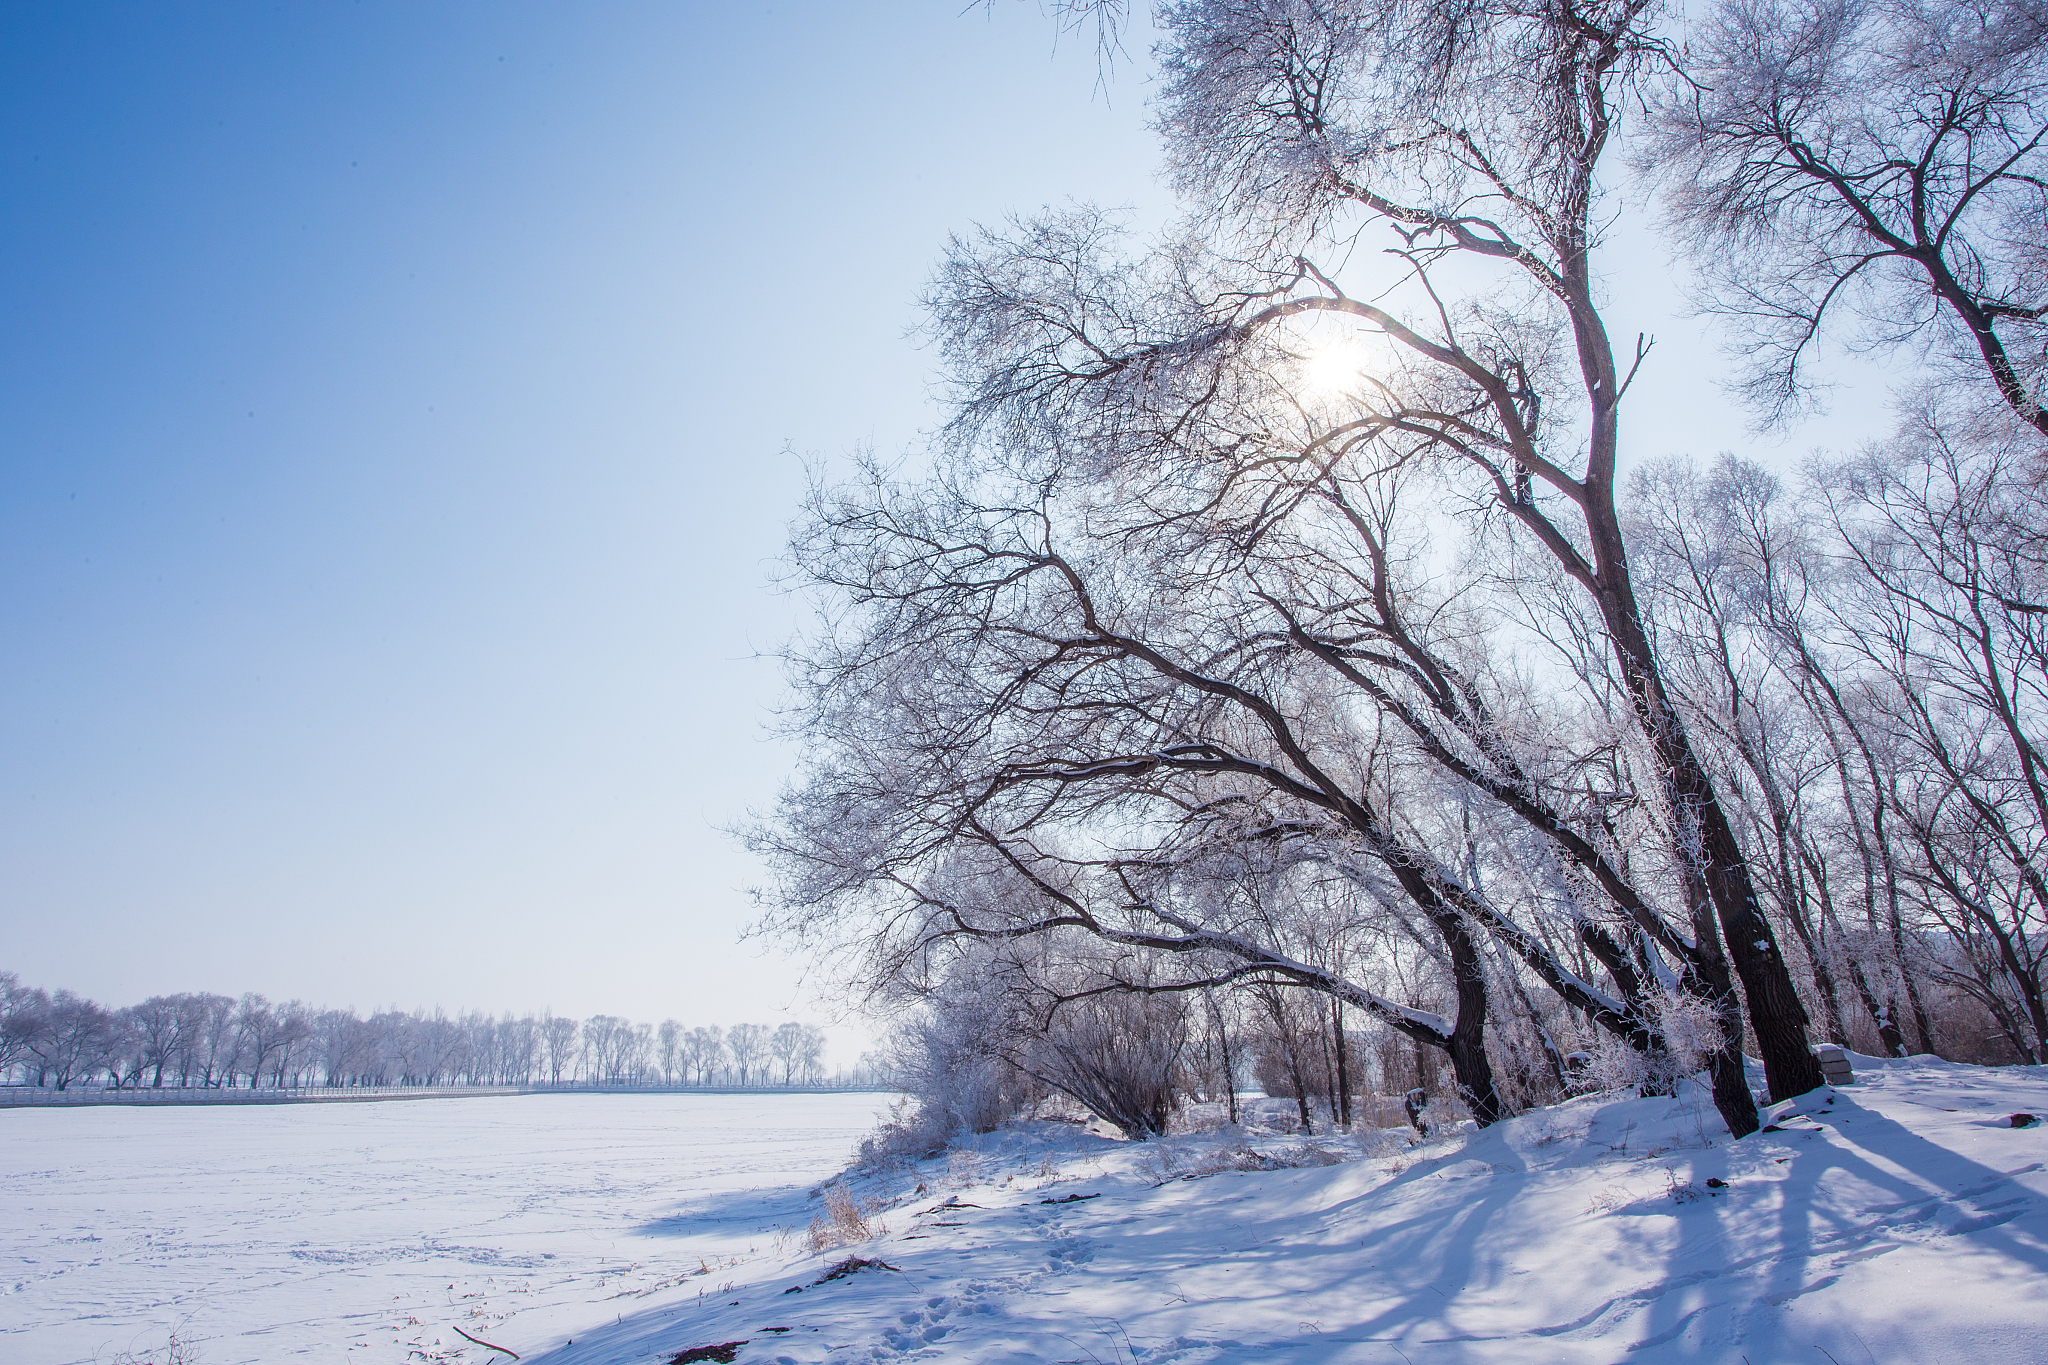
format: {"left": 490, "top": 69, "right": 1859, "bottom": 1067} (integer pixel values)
{"left": 1815, "top": 1043, "right": 1855, "bottom": 1086}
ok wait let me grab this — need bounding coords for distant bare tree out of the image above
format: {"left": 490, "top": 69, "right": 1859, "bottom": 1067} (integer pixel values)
{"left": 314, "top": 1008, "right": 373, "bottom": 1086}
{"left": 540, "top": 1013, "right": 580, "bottom": 1086}
{"left": 624, "top": 1023, "right": 654, "bottom": 1083}
{"left": 194, "top": 994, "right": 239, "bottom": 1087}
{"left": 33, "top": 991, "right": 118, "bottom": 1090}
{"left": 1820, "top": 425, "right": 2048, "bottom": 1058}
{"left": 797, "top": 1024, "right": 828, "bottom": 1085}
{"left": 727, "top": 1023, "right": 770, "bottom": 1086}
{"left": 1, "top": 974, "right": 52, "bottom": 1084}
{"left": 122, "top": 995, "right": 197, "bottom": 1087}
{"left": 230, "top": 995, "right": 311, "bottom": 1088}
{"left": 683, "top": 1025, "right": 726, "bottom": 1085}
{"left": 500, "top": 1015, "right": 538, "bottom": 1085}
{"left": 657, "top": 1019, "right": 682, "bottom": 1085}
{"left": 771, "top": 1022, "right": 806, "bottom": 1086}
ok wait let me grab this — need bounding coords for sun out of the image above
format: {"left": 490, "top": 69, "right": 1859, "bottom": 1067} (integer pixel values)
{"left": 1302, "top": 342, "right": 1366, "bottom": 398}
{"left": 1288, "top": 320, "right": 1378, "bottom": 403}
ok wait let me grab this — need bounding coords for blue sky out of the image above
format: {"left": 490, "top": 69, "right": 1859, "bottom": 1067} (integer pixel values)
{"left": 0, "top": 3, "right": 1890, "bottom": 1058}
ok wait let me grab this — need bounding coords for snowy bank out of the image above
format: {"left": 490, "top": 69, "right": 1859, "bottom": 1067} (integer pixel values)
{"left": 529, "top": 1055, "right": 2048, "bottom": 1365}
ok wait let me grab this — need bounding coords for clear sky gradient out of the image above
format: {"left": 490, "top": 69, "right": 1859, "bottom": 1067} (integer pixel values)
{"left": 1, "top": 3, "right": 1891, "bottom": 1063}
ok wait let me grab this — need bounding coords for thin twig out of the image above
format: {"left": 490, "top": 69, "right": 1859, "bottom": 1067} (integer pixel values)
{"left": 452, "top": 1325, "right": 520, "bottom": 1359}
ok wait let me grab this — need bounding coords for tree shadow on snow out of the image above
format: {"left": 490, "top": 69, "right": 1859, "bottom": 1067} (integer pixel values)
{"left": 1540, "top": 1081, "right": 2047, "bottom": 1362}
{"left": 633, "top": 1184, "right": 819, "bottom": 1238}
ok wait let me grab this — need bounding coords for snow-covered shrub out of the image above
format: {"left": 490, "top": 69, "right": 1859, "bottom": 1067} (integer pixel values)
{"left": 1657, "top": 995, "right": 1730, "bottom": 1083}
{"left": 1168, "top": 1098, "right": 1239, "bottom": 1135}
{"left": 1584, "top": 1031, "right": 1655, "bottom": 1095}
{"left": 1354, "top": 1125, "right": 1410, "bottom": 1158}
{"left": 1272, "top": 1142, "right": 1348, "bottom": 1168}
{"left": 1019, "top": 989, "right": 1188, "bottom": 1141}
{"left": 852, "top": 1096, "right": 953, "bottom": 1170}
{"left": 805, "top": 1183, "right": 883, "bottom": 1253}
{"left": 1582, "top": 993, "right": 1729, "bottom": 1098}
{"left": 882, "top": 983, "right": 1039, "bottom": 1147}
{"left": 862, "top": 934, "right": 1198, "bottom": 1152}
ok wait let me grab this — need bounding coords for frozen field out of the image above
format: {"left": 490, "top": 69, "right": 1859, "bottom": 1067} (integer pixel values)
{"left": 7, "top": 1059, "right": 2048, "bottom": 1365}
{"left": 0, "top": 1092, "right": 891, "bottom": 1365}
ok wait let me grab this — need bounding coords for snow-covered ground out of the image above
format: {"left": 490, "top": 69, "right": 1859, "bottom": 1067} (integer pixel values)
{"left": 6, "top": 1060, "right": 2046, "bottom": 1365}
{"left": 534, "top": 1055, "right": 2048, "bottom": 1365}
{"left": 1, "top": 1092, "right": 890, "bottom": 1365}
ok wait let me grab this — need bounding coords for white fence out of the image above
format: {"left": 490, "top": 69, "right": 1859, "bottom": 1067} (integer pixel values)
{"left": 0, "top": 1084, "right": 522, "bottom": 1108}
{"left": 0, "top": 1083, "right": 894, "bottom": 1108}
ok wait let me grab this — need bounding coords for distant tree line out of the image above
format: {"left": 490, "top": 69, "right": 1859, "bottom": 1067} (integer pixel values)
{"left": 0, "top": 971, "right": 884, "bottom": 1092}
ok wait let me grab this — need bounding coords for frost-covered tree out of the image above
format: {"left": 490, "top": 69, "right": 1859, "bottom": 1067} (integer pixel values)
{"left": 754, "top": 0, "right": 1957, "bottom": 1136}
{"left": 32, "top": 991, "right": 118, "bottom": 1091}
{"left": 193, "top": 993, "right": 239, "bottom": 1087}
{"left": 797, "top": 1023, "right": 828, "bottom": 1084}
{"left": 683, "top": 1024, "right": 727, "bottom": 1085}
{"left": 1, "top": 974, "right": 52, "bottom": 1084}
{"left": 771, "top": 1021, "right": 806, "bottom": 1086}
{"left": 657, "top": 1018, "right": 682, "bottom": 1084}
{"left": 540, "top": 1013, "right": 580, "bottom": 1086}
{"left": 1640, "top": 0, "right": 2048, "bottom": 433}
{"left": 727, "top": 1023, "right": 770, "bottom": 1086}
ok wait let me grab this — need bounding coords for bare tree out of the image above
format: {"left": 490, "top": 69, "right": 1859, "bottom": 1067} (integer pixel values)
{"left": 1629, "top": 454, "right": 1942, "bottom": 1058}
{"left": 762, "top": 0, "right": 1882, "bottom": 1137}
{"left": 771, "top": 1021, "right": 806, "bottom": 1086}
{"left": 657, "top": 1019, "right": 682, "bottom": 1085}
{"left": 540, "top": 1013, "right": 580, "bottom": 1086}
{"left": 231, "top": 995, "right": 310, "bottom": 1089}
{"left": 1643, "top": 0, "right": 2048, "bottom": 433}
{"left": 1150, "top": 0, "right": 1819, "bottom": 1107}
{"left": 315, "top": 1008, "right": 374, "bottom": 1086}
{"left": 1818, "top": 423, "right": 2048, "bottom": 1058}
{"left": 32, "top": 991, "right": 119, "bottom": 1090}
{"left": 727, "top": 1023, "right": 770, "bottom": 1086}
{"left": 1, "top": 975, "right": 52, "bottom": 1084}
{"left": 120, "top": 996, "right": 194, "bottom": 1087}
{"left": 501, "top": 1015, "right": 539, "bottom": 1085}
{"left": 797, "top": 1024, "right": 828, "bottom": 1084}
{"left": 683, "top": 1025, "right": 727, "bottom": 1086}
{"left": 1018, "top": 988, "right": 1189, "bottom": 1140}
{"left": 194, "top": 993, "right": 239, "bottom": 1087}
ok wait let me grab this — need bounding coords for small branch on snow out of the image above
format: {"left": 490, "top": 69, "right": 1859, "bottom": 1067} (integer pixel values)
{"left": 452, "top": 1326, "right": 520, "bottom": 1359}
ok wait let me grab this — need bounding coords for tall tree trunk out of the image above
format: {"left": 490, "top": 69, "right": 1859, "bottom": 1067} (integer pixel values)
{"left": 1556, "top": 230, "right": 1817, "bottom": 1112}
{"left": 1835, "top": 929, "right": 1906, "bottom": 1059}
{"left": 1260, "top": 987, "right": 1314, "bottom": 1134}
{"left": 1435, "top": 908, "right": 1503, "bottom": 1126}
{"left": 1331, "top": 1000, "right": 1353, "bottom": 1129}
{"left": 1680, "top": 878, "right": 1766, "bottom": 1136}
{"left": 1601, "top": 557, "right": 1816, "bottom": 1105}
{"left": 1784, "top": 902, "right": 1847, "bottom": 1045}
{"left": 1206, "top": 990, "right": 1239, "bottom": 1125}
{"left": 1876, "top": 800, "right": 1937, "bottom": 1053}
